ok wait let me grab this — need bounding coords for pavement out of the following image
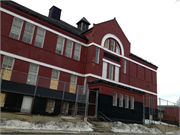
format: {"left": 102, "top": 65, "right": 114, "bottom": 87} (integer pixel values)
{"left": 0, "top": 128, "right": 172, "bottom": 135}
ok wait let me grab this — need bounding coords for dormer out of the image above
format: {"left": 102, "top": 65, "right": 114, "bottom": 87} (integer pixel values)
{"left": 76, "top": 17, "right": 90, "bottom": 31}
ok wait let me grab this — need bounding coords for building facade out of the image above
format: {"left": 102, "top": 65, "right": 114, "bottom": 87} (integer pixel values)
{"left": 1, "top": 1, "right": 158, "bottom": 123}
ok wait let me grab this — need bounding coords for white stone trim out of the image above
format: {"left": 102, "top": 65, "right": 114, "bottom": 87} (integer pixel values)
{"left": 0, "top": 50, "right": 157, "bottom": 96}
{"left": 103, "top": 58, "right": 121, "bottom": 67}
{"left": 101, "top": 33, "right": 124, "bottom": 56}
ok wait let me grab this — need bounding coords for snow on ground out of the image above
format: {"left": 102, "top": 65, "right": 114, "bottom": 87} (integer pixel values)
{"left": 145, "top": 119, "right": 177, "bottom": 127}
{"left": 0, "top": 118, "right": 93, "bottom": 132}
{"left": 0, "top": 118, "right": 179, "bottom": 134}
{"left": 110, "top": 121, "right": 162, "bottom": 134}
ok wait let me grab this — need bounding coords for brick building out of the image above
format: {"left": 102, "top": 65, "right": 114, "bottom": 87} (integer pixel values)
{"left": 1, "top": 1, "right": 158, "bottom": 123}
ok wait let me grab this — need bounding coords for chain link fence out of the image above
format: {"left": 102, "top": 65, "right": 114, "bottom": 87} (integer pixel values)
{"left": 1, "top": 67, "right": 89, "bottom": 117}
{"left": 143, "top": 96, "right": 179, "bottom": 126}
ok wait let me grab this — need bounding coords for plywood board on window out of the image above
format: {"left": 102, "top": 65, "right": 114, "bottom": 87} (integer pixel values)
{"left": 50, "top": 79, "right": 58, "bottom": 90}
{"left": 0, "top": 92, "right": 6, "bottom": 107}
{"left": 69, "top": 83, "right": 76, "bottom": 93}
{"left": 0, "top": 67, "right": 12, "bottom": 81}
{"left": 46, "top": 99, "right": 55, "bottom": 113}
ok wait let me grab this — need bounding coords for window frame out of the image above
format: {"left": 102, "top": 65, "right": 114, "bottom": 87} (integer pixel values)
{"left": 51, "top": 69, "right": 60, "bottom": 80}
{"left": 123, "top": 59, "right": 127, "bottom": 74}
{"left": 2, "top": 56, "right": 15, "bottom": 69}
{"left": 22, "top": 22, "right": 35, "bottom": 44}
{"left": 95, "top": 47, "right": 100, "bottom": 64}
{"left": 104, "top": 39, "right": 109, "bottom": 49}
{"left": 108, "top": 64, "right": 113, "bottom": 80}
{"left": 73, "top": 43, "right": 81, "bottom": 61}
{"left": 9, "top": 17, "right": 23, "bottom": 40}
{"left": 130, "top": 96, "right": 134, "bottom": 109}
{"left": 116, "top": 44, "right": 120, "bottom": 54}
{"left": 110, "top": 39, "right": 115, "bottom": 52}
{"left": 56, "top": 36, "right": 65, "bottom": 55}
{"left": 125, "top": 95, "right": 129, "bottom": 108}
{"left": 34, "top": 27, "right": 46, "bottom": 48}
{"left": 113, "top": 92, "right": 117, "bottom": 106}
{"left": 119, "top": 93, "right": 123, "bottom": 107}
{"left": 26, "top": 63, "right": 39, "bottom": 85}
{"left": 65, "top": 39, "right": 73, "bottom": 58}
{"left": 70, "top": 74, "right": 77, "bottom": 84}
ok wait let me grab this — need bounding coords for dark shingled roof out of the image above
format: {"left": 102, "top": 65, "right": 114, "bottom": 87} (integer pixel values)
{"left": 76, "top": 17, "right": 90, "bottom": 25}
{"left": 130, "top": 53, "right": 158, "bottom": 68}
{"left": 2, "top": 0, "right": 88, "bottom": 41}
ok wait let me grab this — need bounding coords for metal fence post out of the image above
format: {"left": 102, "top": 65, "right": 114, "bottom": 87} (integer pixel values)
{"left": 85, "top": 89, "right": 89, "bottom": 117}
{"left": 0, "top": 67, "right": 5, "bottom": 86}
{"left": 149, "top": 96, "right": 150, "bottom": 124}
{"left": 159, "top": 98, "right": 161, "bottom": 124}
{"left": 95, "top": 90, "right": 99, "bottom": 118}
{"left": 62, "top": 82, "right": 66, "bottom": 101}
{"left": 30, "top": 76, "right": 39, "bottom": 114}
{"left": 143, "top": 95, "right": 145, "bottom": 124}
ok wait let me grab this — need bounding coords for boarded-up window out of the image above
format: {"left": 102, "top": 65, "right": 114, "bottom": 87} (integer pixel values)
{"left": 50, "top": 69, "right": 60, "bottom": 90}
{"left": 1, "top": 56, "right": 14, "bottom": 81}
{"left": 69, "top": 75, "right": 77, "bottom": 93}
{"left": 21, "top": 96, "right": 33, "bottom": 113}
{"left": 0, "top": 92, "right": 7, "bottom": 107}
{"left": 46, "top": 99, "right": 55, "bottom": 113}
{"left": 61, "top": 102, "right": 69, "bottom": 115}
{"left": 113, "top": 92, "right": 117, "bottom": 106}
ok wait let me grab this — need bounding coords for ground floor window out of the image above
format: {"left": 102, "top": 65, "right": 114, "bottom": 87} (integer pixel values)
{"left": 125, "top": 95, "right": 129, "bottom": 108}
{"left": 113, "top": 92, "right": 117, "bottom": 106}
{"left": 119, "top": 93, "right": 123, "bottom": 107}
{"left": 130, "top": 96, "right": 134, "bottom": 109}
{"left": 46, "top": 99, "right": 55, "bottom": 113}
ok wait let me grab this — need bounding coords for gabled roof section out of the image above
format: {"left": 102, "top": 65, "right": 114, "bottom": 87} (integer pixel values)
{"left": 2, "top": 1, "right": 88, "bottom": 41}
{"left": 130, "top": 53, "right": 158, "bottom": 68}
{"left": 76, "top": 17, "right": 90, "bottom": 25}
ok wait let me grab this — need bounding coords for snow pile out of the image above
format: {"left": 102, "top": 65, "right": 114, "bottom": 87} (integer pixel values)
{"left": 0, "top": 119, "right": 93, "bottom": 132}
{"left": 145, "top": 119, "right": 177, "bottom": 127}
{"left": 110, "top": 121, "right": 162, "bottom": 134}
{"left": 166, "top": 130, "right": 180, "bottom": 134}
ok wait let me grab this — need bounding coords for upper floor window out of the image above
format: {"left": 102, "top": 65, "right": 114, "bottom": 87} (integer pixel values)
{"left": 27, "top": 63, "right": 39, "bottom": 85}
{"left": 95, "top": 47, "right": 100, "bottom": 64}
{"left": 131, "top": 96, "right": 134, "bottom": 109}
{"left": 116, "top": 44, "right": 120, "bottom": 54}
{"left": 10, "top": 17, "right": 23, "bottom": 40}
{"left": 123, "top": 59, "right": 127, "bottom": 74}
{"left": 70, "top": 75, "right": 77, "bottom": 84}
{"left": 65, "top": 40, "right": 73, "bottom": 58}
{"left": 110, "top": 40, "right": 115, "bottom": 51}
{"left": 56, "top": 36, "right": 65, "bottom": 55}
{"left": 73, "top": 43, "right": 81, "bottom": 61}
{"left": 108, "top": 64, "right": 113, "bottom": 80}
{"left": 2, "top": 56, "right": 14, "bottom": 69}
{"left": 104, "top": 40, "right": 109, "bottom": 49}
{"left": 51, "top": 69, "right": 60, "bottom": 80}
{"left": 34, "top": 27, "right": 45, "bottom": 48}
{"left": 22, "top": 22, "right": 35, "bottom": 44}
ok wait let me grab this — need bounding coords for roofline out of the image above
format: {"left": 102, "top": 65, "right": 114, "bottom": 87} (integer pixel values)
{"left": 130, "top": 53, "right": 158, "bottom": 68}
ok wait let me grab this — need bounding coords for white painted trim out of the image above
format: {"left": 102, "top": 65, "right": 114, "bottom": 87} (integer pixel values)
{"left": 0, "top": 50, "right": 84, "bottom": 77}
{"left": 84, "top": 73, "right": 157, "bottom": 96}
{"left": 103, "top": 58, "right": 121, "bottom": 67}
{"left": 101, "top": 34, "right": 124, "bottom": 56}
{"left": 0, "top": 50, "right": 157, "bottom": 96}
{"left": 1, "top": 7, "right": 157, "bottom": 72}
{"left": 0, "top": 7, "right": 87, "bottom": 47}
{"left": 87, "top": 42, "right": 157, "bottom": 72}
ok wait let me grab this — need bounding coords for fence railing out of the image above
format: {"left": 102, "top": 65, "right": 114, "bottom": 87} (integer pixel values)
{"left": 143, "top": 96, "right": 179, "bottom": 126}
{"left": 1, "top": 67, "right": 89, "bottom": 116}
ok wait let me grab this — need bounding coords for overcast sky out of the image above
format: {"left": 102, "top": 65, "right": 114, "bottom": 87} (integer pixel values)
{"left": 12, "top": 0, "right": 180, "bottom": 103}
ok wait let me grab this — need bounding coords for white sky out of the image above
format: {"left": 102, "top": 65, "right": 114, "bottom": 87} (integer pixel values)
{"left": 12, "top": 0, "right": 180, "bottom": 103}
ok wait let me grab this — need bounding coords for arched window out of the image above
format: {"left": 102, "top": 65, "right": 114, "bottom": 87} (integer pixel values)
{"left": 116, "top": 44, "right": 120, "bottom": 54}
{"left": 104, "top": 38, "right": 121, "bottom": 55}
{"left": 104, "top": 39, "right": 109, "bottom": 49}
